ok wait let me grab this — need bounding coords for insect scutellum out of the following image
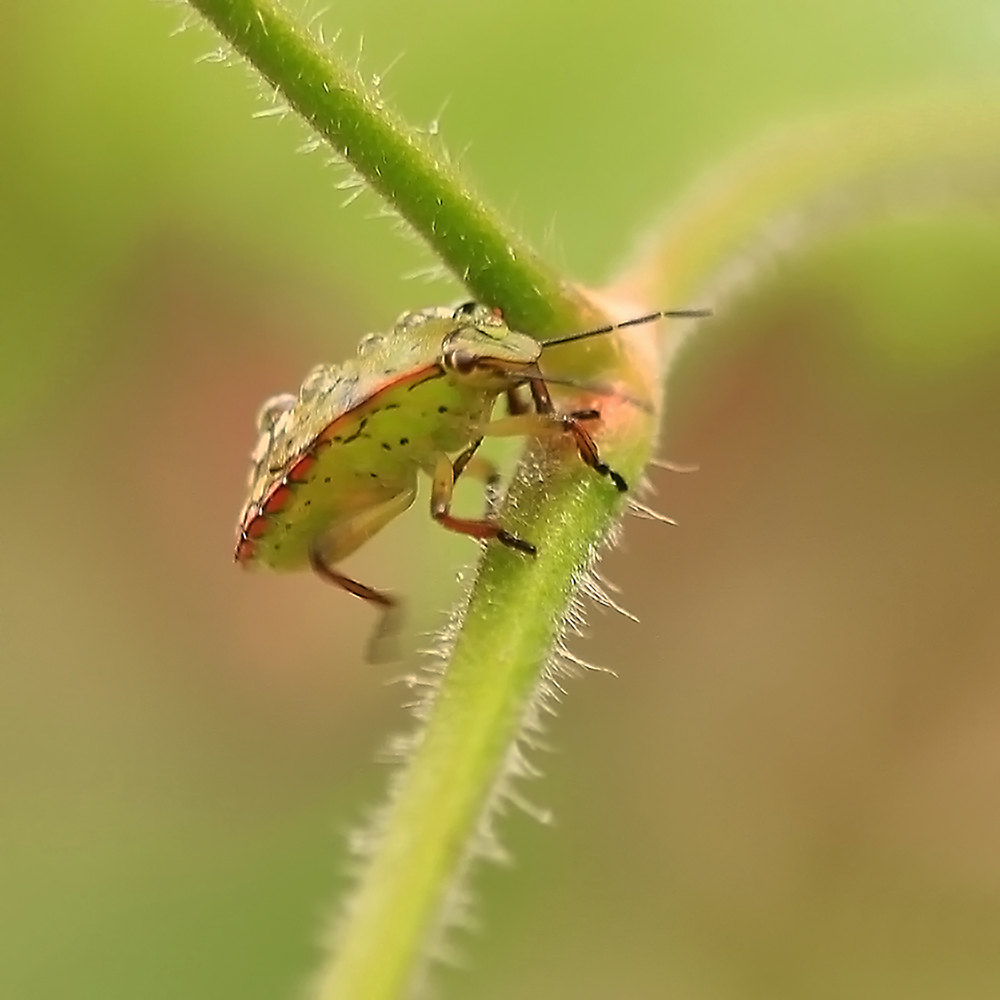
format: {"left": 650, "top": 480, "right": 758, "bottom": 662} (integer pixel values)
{"left": 235, "top": 300, "right": 710, "bottom": 661}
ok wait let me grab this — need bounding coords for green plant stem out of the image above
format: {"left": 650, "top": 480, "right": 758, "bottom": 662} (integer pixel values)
{"left": 322, "top": 443, "right": 651, "bottom": 1000}
{"left": 185, "top": 0, "right": 600, "bottom": 338}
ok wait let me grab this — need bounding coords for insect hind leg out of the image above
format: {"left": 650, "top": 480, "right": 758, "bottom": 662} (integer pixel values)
{"left": 308, "top": 548, "right": 402, "bottom": 664}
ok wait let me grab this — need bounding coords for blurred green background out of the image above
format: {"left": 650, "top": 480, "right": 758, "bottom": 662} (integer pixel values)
{"left": 3, "top": 1, "right": 1000, "bottom": 998}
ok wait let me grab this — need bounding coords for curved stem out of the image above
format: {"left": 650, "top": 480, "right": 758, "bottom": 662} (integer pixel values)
{"left": 184, "top": 0, "right": 600, "bottom": 337}
{"left": 623, "top": 97, "right": 1000, "bottom": 314}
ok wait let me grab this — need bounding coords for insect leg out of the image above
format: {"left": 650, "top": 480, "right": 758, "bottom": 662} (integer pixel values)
{"left": 308, "top": 548, "right": 402, "bottom": 664}
{"left": 452, "top": 437, "right": 492, "bottom": 482}
{"left": 527, "top": 376, "right": 556, "bottom": 414}
{"left": 430, "top": 447, "right": 536, "bottom": 556}
{"left": 560, "top": 414, "right": 628, "bottom": 492}
{"left": 505, "top": 386, "right": 532, "bottom": 416}
{"left": 451, "top": 438, "right": 503, "bottom": 516}
{"left": 485, "top": 380, "right": 630, "bottom": 494}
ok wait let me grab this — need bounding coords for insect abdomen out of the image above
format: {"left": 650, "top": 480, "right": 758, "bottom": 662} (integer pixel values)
{"left": 236, "top": 369, "right": 491, "bottom": 571}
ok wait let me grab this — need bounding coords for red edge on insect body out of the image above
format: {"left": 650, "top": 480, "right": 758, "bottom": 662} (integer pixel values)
{"left": 234, "top": 364, "right": 443, "bottom": 565}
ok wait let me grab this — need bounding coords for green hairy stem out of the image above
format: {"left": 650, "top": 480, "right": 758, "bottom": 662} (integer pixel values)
{"left": 185, "top": 0, "right": 601, "bottom": 339}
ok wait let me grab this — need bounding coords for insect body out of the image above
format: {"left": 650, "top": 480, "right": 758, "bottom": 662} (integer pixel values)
{"left": 235, "top": 302, "right": 707, "bottom": 659}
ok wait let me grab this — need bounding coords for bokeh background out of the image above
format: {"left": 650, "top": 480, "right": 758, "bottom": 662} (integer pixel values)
{"left": 3, "top": 1, "right": 1000, "bottom": 998}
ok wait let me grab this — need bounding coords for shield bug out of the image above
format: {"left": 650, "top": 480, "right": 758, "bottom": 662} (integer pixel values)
{"left": 235, "top": 302, "right": 709, "bottom": 660}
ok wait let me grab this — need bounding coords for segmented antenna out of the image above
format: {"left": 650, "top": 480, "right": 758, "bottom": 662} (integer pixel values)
{"left": 540, "top": 308, "right": 711, "bottom": 349}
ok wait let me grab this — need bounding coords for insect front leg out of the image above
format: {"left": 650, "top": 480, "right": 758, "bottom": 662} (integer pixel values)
{"left": 430, "top": 442, "right": 536, "bottom": 556}
{"left": 527, "top": 377, "right": 628, "bottom": 491}
{"left": 484, "top": 385, "right": 629, "bottom": 493}
{"left": 504, "top": 385, "right": 532, "bottom": 416}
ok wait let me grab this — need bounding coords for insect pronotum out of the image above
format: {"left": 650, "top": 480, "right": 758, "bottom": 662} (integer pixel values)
{"left": 235, "top": 302, "right": 709, "bottom": 660}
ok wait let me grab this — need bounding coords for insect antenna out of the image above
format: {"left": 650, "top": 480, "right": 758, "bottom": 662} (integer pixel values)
{"left": 532, "top": 373, "right": 655, "bottom": 414}
{"left": 540, "top": 308, "right": 711, "bottom": 349}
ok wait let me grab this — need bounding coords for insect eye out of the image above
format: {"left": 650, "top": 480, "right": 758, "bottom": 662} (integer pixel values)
{"left": 445, "top": 349, "right": 478, "bottom": 375}
{"left": 452, "top": 301, "right": 479, "bottom": 319}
